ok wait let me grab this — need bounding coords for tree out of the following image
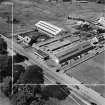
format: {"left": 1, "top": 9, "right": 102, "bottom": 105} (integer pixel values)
{"left": 13, "top": 53, "right": 28, "bottom": 63}
{"left": 20, "top": 65, "right": 44, "bottom": 84}
{"left": 11, "top": 85, "right": 70, "bottom": 105}
{"left": 0, "top": 76, "right": 12, "bottom": 97}
{"left": 0, "top": 0, "right": 10, "bottom": 2}
{"left": 0, "top": 37, "right": 9, "bottom": 82}
{"left": 41, "top": 85, "right": 70, "bottom": 100}
{"left": 11, "top": 85, "right": 42, "bottom": 105}
{"left": 13, "top": 65, "right": 25, "bottom": 83}
{"left": 30, "top": 100, "right": 45, "bottom": 105}
{"left": 0, "top": 37, "right": 7, "bottom": 54}
{"left": 96, "top": 0, "right": 105, "bottom": 3}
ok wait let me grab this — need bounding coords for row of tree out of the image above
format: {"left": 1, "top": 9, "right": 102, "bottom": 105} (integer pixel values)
{"left": 12, "top": 84, "right": 70, "bottom": 105}
{"left": 0, "top": 37, "right": 70, "bottom": 105}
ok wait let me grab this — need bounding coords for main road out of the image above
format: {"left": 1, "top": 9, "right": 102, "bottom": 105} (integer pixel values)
{"left": 1, "top": 34, "right": 105, "bottom": 105}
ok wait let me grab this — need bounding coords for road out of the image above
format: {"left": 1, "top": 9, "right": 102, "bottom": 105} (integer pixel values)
{"left": 1, "top": 34, "right": 105, "bottom": 105}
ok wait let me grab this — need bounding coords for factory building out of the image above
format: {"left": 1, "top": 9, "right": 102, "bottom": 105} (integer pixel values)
{"left": 42, "top": 39, "right": 93, "bottom": 64}
{"left": 17, "top": 21, "right": 64, "bottom": 46}
{"left": 35, "top": 21, "right": 64, "bottom": 37}
{"left": 33, "top": 35, "right": 94, "bottom": 67}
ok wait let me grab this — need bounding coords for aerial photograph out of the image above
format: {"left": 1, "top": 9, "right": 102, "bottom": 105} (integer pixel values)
{"left": 0, "top": 0, "right": 105, "bottom": 105}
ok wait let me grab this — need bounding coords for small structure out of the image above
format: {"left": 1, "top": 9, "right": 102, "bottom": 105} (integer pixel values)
{"left": 90, "top": 37, "right": 98, "bottom": 45}
{"left": 98, "top": 17, "right": 105, "bottom": 27}
{"left": 17, "top": 30, "right": 50, "bottom": 46}
{"left": 23, "top": 36, "right": 31, "bottom": 46}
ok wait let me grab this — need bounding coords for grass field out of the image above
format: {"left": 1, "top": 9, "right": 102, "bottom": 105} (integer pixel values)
{"left": 66, "top": 51, "right": 105, "bottom": 84}
{"left": 13, "top": 0, "right": 105, "bottom": 33}
{"left": 0, "top": 4, "right": 12, "bottom": 36}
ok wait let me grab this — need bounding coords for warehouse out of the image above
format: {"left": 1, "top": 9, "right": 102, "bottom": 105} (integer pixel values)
{"left": 35, "top": 21, "right": 64, "bottom": 37}
{"left": 36, "top": 39, "right": 94, "bottom": 66}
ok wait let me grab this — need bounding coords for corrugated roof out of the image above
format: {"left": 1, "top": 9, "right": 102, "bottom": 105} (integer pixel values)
{"left": 35, "top": 21, "right": 63, "bottom": 36}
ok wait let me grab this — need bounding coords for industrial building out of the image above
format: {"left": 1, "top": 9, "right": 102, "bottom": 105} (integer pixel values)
{"left": 35, "top": 21, "right": 64, "bottom": 37}
{"left": 33, "top": 37, "right": 94, "bottom": 67}
{"left": 17, "top": 21, "right": 64, "bottom": 46}
{"left": 17, "top": 30, "right": 50, "bottom": 46}
{"left": 16, "top": 20, "right": 105, "bottom": 69}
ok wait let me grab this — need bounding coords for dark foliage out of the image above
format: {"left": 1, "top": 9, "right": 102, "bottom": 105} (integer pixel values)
{"left": 13, "top": 65, "right": 25, "bottom": 83}
{"left": 0, "top": 38, "right": 10, "bottom": 81}
{"left": 0, "top": 77, "right": 12, "bottom": 97}
{"left": 0, "top": 38, "right": 12, "bottom": 97}
{"left": 75, "top": 24, "right": 93, "bottom": 32}
{"left": 11, "top": 84, "right": 71, "bottom": 105}
{"left": 0, "top": 37, "right": 7, "bottom": 54}
{"left": 0, "top": 0, "right": 10, "bottom": 3}
{"left": 97, "top": 28, "right": 105, "bottom": 34}
{"left": 90, "top": 102, "right": 97, "bottom": 105}
{"left": 20, "top": 65, "right": 44, "bottom": 84}
{"left": 7, "top": 18, "right": 21, "bottom": 24}
{"left": 13, "top": 53, "right": 28, "bottom": 63}
{"left": 7, "top": 56, "right": 12, "bottom": 71}
{"left": 96, "top": 0, "right": 105, "bottom": 3}
{"left": 0, "top": 66, "right": 11, "bottom": 82}
{"left": 41, "top": 85, "right": 70, "bottom": 100}
{"left": 12, "top": 85, "right": 43, "bottom": 105}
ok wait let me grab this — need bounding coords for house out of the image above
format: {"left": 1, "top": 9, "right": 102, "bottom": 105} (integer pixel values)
{"left": 17, "top": 30, "right": 50, "bottom": 46}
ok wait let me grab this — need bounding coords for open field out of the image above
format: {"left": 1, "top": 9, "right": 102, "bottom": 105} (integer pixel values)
{"left": 87, "top": 85, "right": 105, "bottom": 98}
{"left": 66, "top": 51, "right": 105, "bottom": 85}
{"left": 0, "top": 4, "right": 12, "bottom": 36}
{"left": 13, "top": 0, "right": 105, "bottom": 33}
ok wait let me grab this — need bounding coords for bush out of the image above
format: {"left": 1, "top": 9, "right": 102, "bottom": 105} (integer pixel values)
{"left": 41, "top": 85, "right": 70, "bottom": 100}
{"left": 13, "top": 53, "right": 28, "bottom": 63}
{"left": 13, "top": 65, "right": 25, "bottom": 83}
{"left": 20, "top": 65, "right": 44, "bottom": 84}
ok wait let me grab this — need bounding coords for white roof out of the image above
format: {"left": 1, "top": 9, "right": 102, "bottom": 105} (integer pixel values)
{"left": 98, "top": 17, "right": 105, "bottom": 27}
{"left": 35, "top": 21, "right": 63, "bottom": 36}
